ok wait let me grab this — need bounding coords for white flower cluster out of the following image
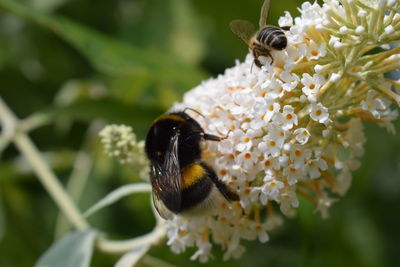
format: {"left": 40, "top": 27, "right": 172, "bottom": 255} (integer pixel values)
{"left": 166, "top": 0, "right": 400, "bottom": 262}
{"left": 99, "top": 125, "right": 149, "bottom": 180}
{"left": 99, "top": 125, "right": 137, "bottom": 165}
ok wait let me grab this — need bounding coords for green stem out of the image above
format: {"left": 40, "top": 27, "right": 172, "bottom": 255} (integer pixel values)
{"left": 0, "top": 97, "right": 89, "bottom": 230}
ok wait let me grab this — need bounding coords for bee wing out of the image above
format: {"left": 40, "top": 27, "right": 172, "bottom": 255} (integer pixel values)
{"left": 229, "top": 19, "right": 255, "bottom": 45}
{"left": 151, "top": 189, "right": 173, "bottom": 220}
{"left": 150, "top": 133, "right": 181, "bottom": 219}
{"left": 259, "top": 0, "right": 271, "bottom": 28}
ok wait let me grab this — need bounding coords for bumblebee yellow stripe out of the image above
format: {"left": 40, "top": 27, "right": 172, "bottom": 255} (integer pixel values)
{"left": 154, "top": 114, "right": 186, "bottom": 123}
{"left": 181, "top": 163, "right": 205, "bottom": 188}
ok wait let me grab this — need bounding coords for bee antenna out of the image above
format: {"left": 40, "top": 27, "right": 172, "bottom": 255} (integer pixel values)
{"left": 250, "top": 61, "right": 255, "bottom": 73}
{"left": 183, "top": 107, "right": 206, "bottom": 119}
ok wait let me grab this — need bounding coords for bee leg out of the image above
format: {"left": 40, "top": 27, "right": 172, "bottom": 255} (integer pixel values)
{"left": 203, "top": 129, "right": 231, "bottom": 142}
{"left": 265, "top": 49, "right": 274, "bottom": 65}
{"left": 203, "top": 163, "right": 240, "bottom": 202}
{"left": 254, "top": 58, "right": 263, "bottom": 68}
{"left": 252, "top": 48, "right": 263, "bottom": 69}
{"left": 281, "top": 26, "right": 291, "bottom": 31}
{"left": 203, "top": 133, "right": 224, "bottom": 141}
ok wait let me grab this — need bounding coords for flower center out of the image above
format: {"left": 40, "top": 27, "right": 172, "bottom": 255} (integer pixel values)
{"left": 269, "top": 141, "right": 276, "bottom": 147}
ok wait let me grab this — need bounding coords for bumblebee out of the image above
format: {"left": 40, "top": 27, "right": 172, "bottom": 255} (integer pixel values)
{"left": 145, "top": 110, "right": 239, "bottom": 219}
{"left": 230, "top": 0, "right": 290, "bottom": 67}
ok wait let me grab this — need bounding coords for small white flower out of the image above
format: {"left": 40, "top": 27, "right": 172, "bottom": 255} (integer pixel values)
{"left": 251, "top": 222, "right": 270, "bottom": 243}
{"left": 232, "top": 129, "right": 254, "bottom": 152}
{"left": 275, "top": 105, "right": 298, "bottom": 130}
{"left": 260, "top": 178, "right": 284, "bottom": 202}
{"left": 301, "top": 73, "right": 325, "bottom": 101}
{"left": 283, "top": 165, "right": 304, "bottom": 185}
{"left": 290, "top": 146, "right": 312, "bottom": 169}
{"left": 279, "top": 190, "right": 299, "bottom": 217}
{"left": 278, "top": 11, "right": 293, "bottom": 27}
{"left": 306, "top": 157, "right": 328, "bottom": 178}
{"left": 302, "top": 40, "right": 327, "bottom": 60}
{"left": 280, "top": 71, "right": 300, "bottom": 92}
{"left": 309, "top": 102, "right": 330, "bottom": 123}
{"left": 264, "top": 98, "right": 281, "bottom": 121}
{"left": 190, "top": 242, "right": 213, "bottom": 263}
{"left": 294, "top": 128, "right": 311, "bottom": 144}
{"left": 316, "top": 196, "right": 338, "bottom": 219}
{"left": 258, "top": 135, "right": 282, "bottom": 157}
{"left": 361, "top": 90, "right": 387, "bottom": 118}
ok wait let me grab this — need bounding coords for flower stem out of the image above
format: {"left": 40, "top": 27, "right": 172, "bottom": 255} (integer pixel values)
{"left": 0, "top": 97, "right": 90, "bottom": 230}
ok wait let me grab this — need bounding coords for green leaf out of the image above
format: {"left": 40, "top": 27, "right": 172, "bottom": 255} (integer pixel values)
{"left": 0, "top": 193, "right": 5, "bottom": 241}
{"left": 84, "top": 183, "right": 151, "bottom": 218}
{"left": 36, "top": 230, "right": 97, "bottom": 267}
{"left": 39, "top": 98, "right": 163, "bottom": 129}
{"left": 0, "top": 0, "right": 207, "bottom": 91}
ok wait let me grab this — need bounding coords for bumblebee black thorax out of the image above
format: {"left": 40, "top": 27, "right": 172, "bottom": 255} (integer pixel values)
{"left": 145, "top": 112, "right": 203, "bottom": 168}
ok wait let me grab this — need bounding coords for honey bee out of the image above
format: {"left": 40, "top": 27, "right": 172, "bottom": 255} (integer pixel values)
{"left": 145, "top": 110, "right": 239, "bottom": 219}
{"left": 230, "top": 0, "right": 290, "bottom": 67}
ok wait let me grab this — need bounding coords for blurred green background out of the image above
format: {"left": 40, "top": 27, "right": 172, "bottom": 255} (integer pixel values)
{"left": 0, "top": 0, "right": 399, "bottom": 266}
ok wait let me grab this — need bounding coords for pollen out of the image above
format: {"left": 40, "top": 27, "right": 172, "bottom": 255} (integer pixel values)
{"left": 265, "top": 160, "right": 271, "bottom": 167}
{"left": 295, "top": 149, "right": 302, "bottom": 157}
{"left": 245, "top": 153, "right": 252, "bottom": 159}
{"left": 220, "top": 169, "right": 227, "bottom": 176}
{"left": 311, "top": 50, "right": 318, "bottom": 56}
{"left": 244, "top": 137, "right": 250, "bottom": 143}
{"left": 255, "top": 225, "right": 262, "bottom": 231}
{"left": 244, "top": 188, "right": 251, "bottom": 195}
{"left": 220, "top": 203, "right": 227, "bottom": 209}
{"left": 285, "top": 114, "right": 293, "bottom": 120}
{"left": 309, "top": 83, "right": 316, "bottom": 90}
{"left": 315, "top": 109, "right": 322, "bottom": 116}
{"left": 268, "top": 105, "right": 274, "bottom": 111}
